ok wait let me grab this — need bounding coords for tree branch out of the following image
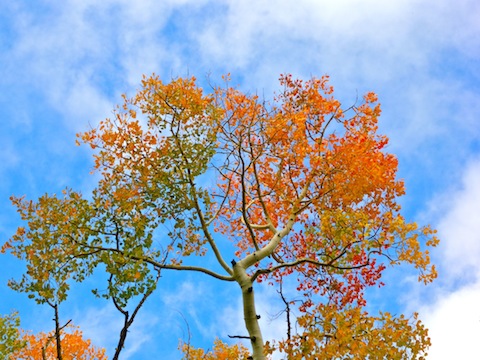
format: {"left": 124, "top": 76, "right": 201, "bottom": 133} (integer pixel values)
{"left": 251, "top": 257, "right": 369, "bottom": 282}
{"left": 205, "top": 168, "right": 232, "bottom": 227}
{"left": 70, "top": 240, "right": 235, "bottom": 282}
{"left": 173, "top": 131, "right": 233, "bottom": 276}
{"left": 111, "top": 269, "right": 161, "bottom": 360}
{"left": 228, "top": 334, "right": 255, "bottom": 340}
{"left": 247, "top": 121, "right": 279, "bottom": 233}
{"left": 277, "top": 281, "right": 291, "bottom": 341}
{"left": 238, "top": 136, "right": 260, "bottom": 252}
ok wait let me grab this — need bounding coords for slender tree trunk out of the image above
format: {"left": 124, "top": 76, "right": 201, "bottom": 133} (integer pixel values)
{"left": 109, "top": 270, "right": 160, "bottom": 360}
{"left": 234, "top": 264, "right": 265, "bottom": 360}
{"left": 53, "top": 304, "right": 63, "bottom": 360}
{"left": 113, "top": 322, "right": 128, "bottom": 360}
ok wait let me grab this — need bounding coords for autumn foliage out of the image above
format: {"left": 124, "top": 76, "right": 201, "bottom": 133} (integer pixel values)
{"left": 4, "top": 73, "right": 439, "bottom": 359}
{"left": 0, "top": 312, "right": 25, "bottom": 357}
{"left": 10, "top": 326, "right": 106, "bottom": 360}
{"left": 180, "top": 338, "right": 250, "bottom": 360}
{"left": 277, "top": 305, "right": 430, "bottom": 359}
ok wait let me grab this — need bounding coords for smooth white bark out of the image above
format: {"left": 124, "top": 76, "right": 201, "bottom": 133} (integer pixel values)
{"left": 234, "top": 263, "right": 265, "bottom": 360}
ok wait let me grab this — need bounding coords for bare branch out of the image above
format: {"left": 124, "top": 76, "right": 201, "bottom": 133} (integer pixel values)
{"left": 228, "top": 335, "right": 254, "bottom": 340}
{"left": 277, "top": 281, "right": 291, "bottom": 341}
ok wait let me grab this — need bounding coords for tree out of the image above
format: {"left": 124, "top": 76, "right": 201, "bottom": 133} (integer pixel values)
{"left": 10, "top": 325, "right": 106, "bottom": 360}
{"left": 4, "top": 183, "right": 162, "bottom": 359}
{"left": 4, "top": 74, "right": 438, "bottom": 359}
{"left": 0, "top": 312, "right": 26, "bottom": 358}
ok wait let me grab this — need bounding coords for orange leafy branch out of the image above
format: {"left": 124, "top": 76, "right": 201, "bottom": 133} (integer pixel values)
{"left": 180, "top": 338, "right": 251, "bottom": 360}
{"left": 11, "top": 325, "right": 106, "bottom": 360}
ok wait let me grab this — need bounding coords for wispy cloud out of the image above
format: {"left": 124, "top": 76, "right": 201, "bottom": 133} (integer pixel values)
{"left": 435, "top": 160, "right": 480, "bottom": 281}
{"left": 407, "top": 158, "right": 480, "bottom": 358}
{"left": 73, "top": 302, "right": 159, "bottom": 359}
{"left": 160, "top": 277, "right": 291, "bottom": 357}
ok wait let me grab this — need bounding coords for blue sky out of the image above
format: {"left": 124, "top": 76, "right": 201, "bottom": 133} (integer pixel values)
{"left": 1, "top": 1, "right": 479, "bottom": 359}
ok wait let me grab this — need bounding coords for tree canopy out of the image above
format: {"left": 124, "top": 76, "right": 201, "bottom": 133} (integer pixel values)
{"left": 3, "top": 74, "right": 438, "bottom": 359}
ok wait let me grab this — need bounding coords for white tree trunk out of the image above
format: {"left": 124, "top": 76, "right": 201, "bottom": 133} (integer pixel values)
{"left": 234, "top": 264, "right": 265, "bottom": 360}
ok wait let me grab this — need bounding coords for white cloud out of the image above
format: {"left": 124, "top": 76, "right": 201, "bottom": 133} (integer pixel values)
{"left": 412, "top": 159, "right": 480, "bottom": 359}
{"left": 162, "top": 279, "right": 220, "bottom": 339}
{"left": 421, "top": 281, "right": 480, "bottom": 360}
{"left": 185, "top": 0, "right": 480, "bottom": 168}
{"left": 434, "top": 160, "right": 480, "bottom": 281}
{"left": 191, "top": 0, "right": 469, "bottom": 79}
{"left": 74, "top": 303, "right": 159, "bottom": 359}
{"left": 4, "top": 1, "right": 198, "bottom": 130}
{"left": 73, "top": 304, "right": 123, "bottom": 353}
{"left": 5, "top": 0, "right": 479, "bottom": 152}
